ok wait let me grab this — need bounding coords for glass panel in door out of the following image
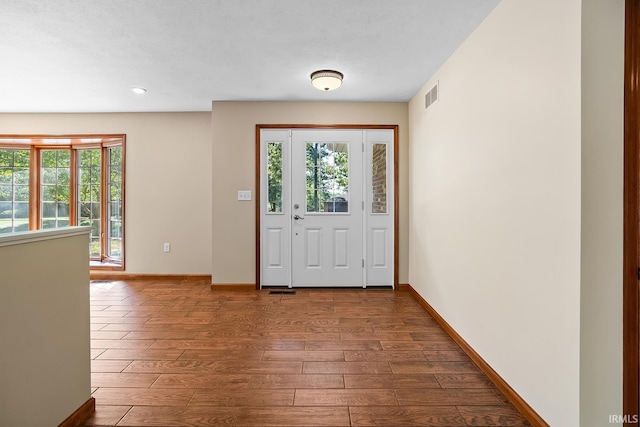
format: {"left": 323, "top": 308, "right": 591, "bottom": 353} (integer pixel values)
{"left": 305, "top": 142, "right": 349, "bottom": 213}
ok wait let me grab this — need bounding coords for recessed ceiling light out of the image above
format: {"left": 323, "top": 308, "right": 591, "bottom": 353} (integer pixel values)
{"left": 310, "top": 70, "right": 343, "bottom": 91}
{"left": 131, "top": 87, "right": 147, "bottom": 94}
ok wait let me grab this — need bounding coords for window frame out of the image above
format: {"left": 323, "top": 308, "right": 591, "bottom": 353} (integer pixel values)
{"left": 0, "top": 147, "right": 31, "bottom": 233}
{"left": 0, "top": 134, "right": 125, "bottom": 270}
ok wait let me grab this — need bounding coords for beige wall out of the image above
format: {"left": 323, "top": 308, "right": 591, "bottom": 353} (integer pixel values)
{"left": 408, "top": 1, "right": 582, "bottom": 425}
{"left": 580, "top": 0, "right": 624, "bottom": 425}
{"left": 211, "top": 101, "right": 409, "bottom": 284}
{"left": 0, "top": 228, "right": 90, "bottom": 426}
{"left": 0, "top": 112, "right": 212, "bottom": 274}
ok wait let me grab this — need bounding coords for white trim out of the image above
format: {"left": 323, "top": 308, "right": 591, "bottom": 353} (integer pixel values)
{"left": 0, "top": 226, "right": 91, "bottom": 248}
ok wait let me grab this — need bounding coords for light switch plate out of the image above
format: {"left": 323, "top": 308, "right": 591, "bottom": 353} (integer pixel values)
{"left": 238, "top": 190, "right": 252, "bottom": 201}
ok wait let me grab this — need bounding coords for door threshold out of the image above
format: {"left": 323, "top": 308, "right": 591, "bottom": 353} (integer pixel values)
{"left": 268, "top": 290, "right": 297, "bottom": 295}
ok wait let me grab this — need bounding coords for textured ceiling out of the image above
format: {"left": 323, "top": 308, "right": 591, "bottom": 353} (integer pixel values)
{"left": 0, "top": 0, "right": 500, "bottom": 112}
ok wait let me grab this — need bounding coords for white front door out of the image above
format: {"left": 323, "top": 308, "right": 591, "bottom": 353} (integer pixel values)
{"left": 290, "top": 130, "right": 363, "bottom": 287}
{"left": 260, "top": 128, "right": 394, "bottom": 288}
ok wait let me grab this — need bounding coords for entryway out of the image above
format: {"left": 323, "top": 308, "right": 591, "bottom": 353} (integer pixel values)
{"left": 257, "top": 126, "right": 396, "bottom": 288}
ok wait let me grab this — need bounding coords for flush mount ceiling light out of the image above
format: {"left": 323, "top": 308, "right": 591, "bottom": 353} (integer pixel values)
{"left": 131, "top": 87, "right": 147, "bottom": 94}
{"left": 310, "top": 70, "right": 343, "bottom": 91}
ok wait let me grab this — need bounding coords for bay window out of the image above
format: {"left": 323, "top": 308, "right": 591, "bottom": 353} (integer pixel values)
{"left": 0, "top": 135, "right": 125, "bottom": 269}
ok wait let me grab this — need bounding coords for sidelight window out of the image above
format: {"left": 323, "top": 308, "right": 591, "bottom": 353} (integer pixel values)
{"left": 266, "top": 142, "right": 283, "bottom": 213}
{"left": 371, "top": 143, "right": 387, "bottom": 214}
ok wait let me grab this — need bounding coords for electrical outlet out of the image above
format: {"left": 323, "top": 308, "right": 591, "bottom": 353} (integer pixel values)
{"left": 238, "top": 190, "right": 252, "bottom": 201}
{"left": 163, "top": 243, "right": 170, "bottom": 253}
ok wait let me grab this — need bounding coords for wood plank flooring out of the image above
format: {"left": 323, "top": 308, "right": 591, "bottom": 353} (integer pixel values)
{"left": 84, "top": 280, "right": 530, "bottom": 426}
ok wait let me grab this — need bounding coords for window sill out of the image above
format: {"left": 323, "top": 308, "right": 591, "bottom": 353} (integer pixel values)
{"left": 90, "top": 260, "right": 123, "bottom": 270}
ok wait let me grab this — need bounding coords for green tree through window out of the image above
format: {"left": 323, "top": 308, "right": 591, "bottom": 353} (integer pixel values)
{"left": 41, "top": 150, "right": 71, "bottom": 229}
{"left": 0, "top": 149, "right": 30, "bottom": 233}
{"left": 78, "top": 148, "right": 102, "bottom": 257}
{"left": 267, "top": 142, "right": 283, "bottom": 213}
{"left": 306, "top": 142, "right": 349, "bottom": 212}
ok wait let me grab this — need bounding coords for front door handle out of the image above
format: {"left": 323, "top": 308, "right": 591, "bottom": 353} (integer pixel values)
{"left": 293, "top": 214, "right": 305, "bottom": 220}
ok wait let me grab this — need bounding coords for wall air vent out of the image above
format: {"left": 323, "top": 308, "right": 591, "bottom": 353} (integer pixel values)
{"left": 425, "top": 82, "right": 439, "bottom": 109}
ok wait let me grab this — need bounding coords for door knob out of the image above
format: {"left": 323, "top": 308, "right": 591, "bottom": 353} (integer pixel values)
{"left": 293, "top": 214, "right": 305, "bottom": 220}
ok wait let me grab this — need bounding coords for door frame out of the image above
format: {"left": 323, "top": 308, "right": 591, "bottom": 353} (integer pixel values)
{"left": 624, "top": 0, "right": 640, "bottom": 422}
{"left": 255, "top": 124, "right": 399, "bottom": 290}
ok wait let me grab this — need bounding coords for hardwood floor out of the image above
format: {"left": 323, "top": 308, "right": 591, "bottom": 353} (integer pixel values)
{"left": 84, "top": 280, "right": 531, "bottom": 426}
